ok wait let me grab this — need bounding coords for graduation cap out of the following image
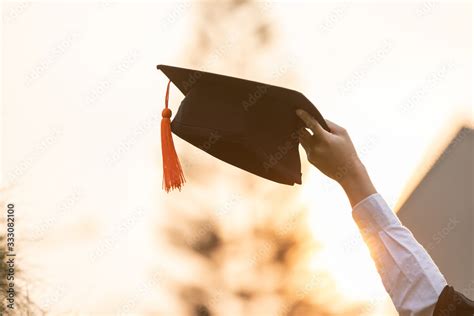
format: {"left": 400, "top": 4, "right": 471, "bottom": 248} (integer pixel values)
{"left": 158, "top": 64, "right": 330, "bottom": 192}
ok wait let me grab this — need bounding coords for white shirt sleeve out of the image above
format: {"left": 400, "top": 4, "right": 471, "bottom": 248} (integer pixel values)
{"left": 352, "top": 193, "right": 447, "bottom": 316}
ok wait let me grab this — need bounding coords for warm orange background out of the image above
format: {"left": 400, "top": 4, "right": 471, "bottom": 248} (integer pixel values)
{"left": 1, "top": 1, "right": 472, "bottom": 315}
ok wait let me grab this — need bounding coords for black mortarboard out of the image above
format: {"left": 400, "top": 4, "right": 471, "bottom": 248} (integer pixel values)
{"left": 157, "top": 64, "right": 330, "bottom": 192}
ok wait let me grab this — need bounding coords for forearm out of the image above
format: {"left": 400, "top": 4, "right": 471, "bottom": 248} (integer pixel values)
{"left": 338, "top": 159, "right": 377, "bottom": 207}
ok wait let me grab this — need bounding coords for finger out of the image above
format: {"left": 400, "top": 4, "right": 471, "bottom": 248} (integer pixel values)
{"left": 296, "top": 109, "right": 326, "bottom": 139}
{"left": 325, "top": 119, "right": 347, "bottom": 135}
{"left": 298, "top": 128, "right": 313, "bottom": 152}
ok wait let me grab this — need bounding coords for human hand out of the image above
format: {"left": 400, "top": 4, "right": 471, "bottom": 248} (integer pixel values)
{"left": 296, "top": 109, "right": 376, "bottom": 206}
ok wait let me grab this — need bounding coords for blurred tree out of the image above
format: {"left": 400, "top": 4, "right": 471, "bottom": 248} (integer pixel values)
{"left": 158, "top": 1, "right": 367, "bottom": 315}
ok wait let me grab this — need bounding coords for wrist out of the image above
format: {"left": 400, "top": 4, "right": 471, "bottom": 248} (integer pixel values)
{"left": 335, "top": 156, "right": 366, "bottom": 186}
{"left": 338, "top": 160, "right": 377, "bottom": 207}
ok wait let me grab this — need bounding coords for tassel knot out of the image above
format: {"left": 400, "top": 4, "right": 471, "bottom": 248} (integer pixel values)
{"left": 162, "top": 108, "right": 172, "bottom": 118}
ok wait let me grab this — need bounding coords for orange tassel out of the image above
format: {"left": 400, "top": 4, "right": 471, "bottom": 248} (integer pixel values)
{"left": 161, "top": 80, "right": 185, "bottom": 192}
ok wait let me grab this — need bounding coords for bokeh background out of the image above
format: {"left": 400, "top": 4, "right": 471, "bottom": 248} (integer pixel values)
{"left": 1, "top": 0, "right": 472, "bottom": 315}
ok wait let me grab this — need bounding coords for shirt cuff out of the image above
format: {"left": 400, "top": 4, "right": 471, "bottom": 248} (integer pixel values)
{"left": 352, "top": 193, "right": 402, "bottom": 234}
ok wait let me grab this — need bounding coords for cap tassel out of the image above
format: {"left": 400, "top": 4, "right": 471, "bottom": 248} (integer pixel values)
{"left": 161, "top": 80, "right": 185, "bottom": 192}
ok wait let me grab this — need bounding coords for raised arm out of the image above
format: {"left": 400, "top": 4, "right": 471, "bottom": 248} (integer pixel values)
{"left": 295, "top": 109, "right": 448, "bottom": 315}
